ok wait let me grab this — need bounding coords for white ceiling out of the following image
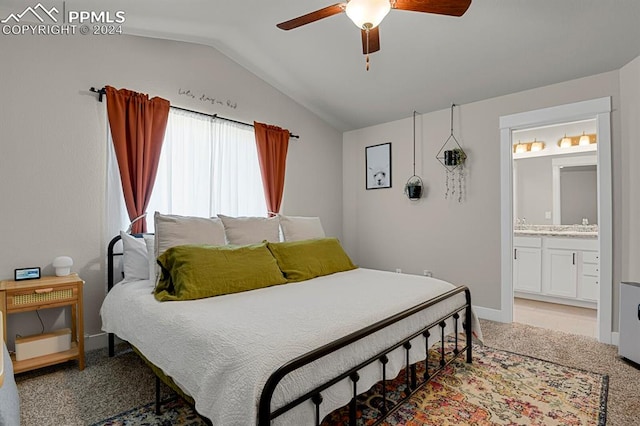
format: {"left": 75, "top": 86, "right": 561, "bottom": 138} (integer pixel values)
{"left": 4, "top": 1, "right": 640, "bottom": 131}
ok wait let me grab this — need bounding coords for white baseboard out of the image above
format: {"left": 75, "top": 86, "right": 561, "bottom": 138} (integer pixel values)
{"left": 611, "top": 331, "right": 619, "bottom": 346}
{"left": 84, "top": 332, "right": 108, "bottom": 351}
{"left": 472, "top": 305, "right": 503, "bottom": 322}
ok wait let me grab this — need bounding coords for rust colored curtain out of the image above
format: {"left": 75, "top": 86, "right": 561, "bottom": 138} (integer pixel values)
{"left": 105, "top": 86, "right": 170, "bottom": 233}
{"left": 254, "top": 122, "right": 290, "bottom": 216}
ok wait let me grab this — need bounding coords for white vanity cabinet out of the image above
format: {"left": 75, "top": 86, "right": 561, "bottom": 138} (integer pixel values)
{"left": 513, "top": 237, "right": 542, "bottom": 293}
{"left": 513, "top": 235, "right": 599, "bottom": 308}
{"left": 546, "top": 249, "right": 577, "bottom": 298}
{"left": 579, "top": 250, "right": 600, "bottom": 301}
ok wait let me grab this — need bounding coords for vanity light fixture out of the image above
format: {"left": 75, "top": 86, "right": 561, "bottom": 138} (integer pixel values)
{"left": 579, "top": 132, "right": 590, "bottom": 146}
{"left": 559, "top": 134, "right": 572, "bottom": 148}
{"left": 557, "top": 133, "right": 597, "bottom": 148}
{"left": 513, "top": 139, "right": 545, "bottom": 154}
{"left": 530, "top": 139, "right": 545, "bottom": 152}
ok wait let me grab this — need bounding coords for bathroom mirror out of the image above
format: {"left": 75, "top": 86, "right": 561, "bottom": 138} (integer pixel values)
{"left": 552, "top": 155, "right": 597, "bottom": 225}
{"left": 512, "top": 119, "right": 598, "bottom": 226}
{"left": 513, "top": 153, "right": 598, "bottom": 226}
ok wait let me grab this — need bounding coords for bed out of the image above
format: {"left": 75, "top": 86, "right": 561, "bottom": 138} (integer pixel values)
{"left": 101, "top": 216, "right": 480, "bottom": 425}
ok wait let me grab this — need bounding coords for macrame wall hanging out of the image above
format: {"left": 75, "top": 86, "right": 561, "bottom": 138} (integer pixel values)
{"left": 436, "top": 103, "right": 467, "bottom": 202}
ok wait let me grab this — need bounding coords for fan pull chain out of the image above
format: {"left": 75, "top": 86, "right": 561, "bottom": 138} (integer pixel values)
{"left": 365, "top": 27, "right": 370, "bottom": 71}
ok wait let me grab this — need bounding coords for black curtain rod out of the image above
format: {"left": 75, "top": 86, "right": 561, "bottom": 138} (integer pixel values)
{"left": 169, "top": 105, "right": 299, "bottom": 139}
{"left": 90, "top": 87, "right": 299, "bottom": 139}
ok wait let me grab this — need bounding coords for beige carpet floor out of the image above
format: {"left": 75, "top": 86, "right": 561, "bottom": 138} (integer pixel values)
{"left": 15, "top": 320, "right": 640, "bottom": 425}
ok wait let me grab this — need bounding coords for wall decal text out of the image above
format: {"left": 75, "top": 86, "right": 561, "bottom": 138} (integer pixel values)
{"left": 178, "top": 88, "right": 237, "bottom": 109}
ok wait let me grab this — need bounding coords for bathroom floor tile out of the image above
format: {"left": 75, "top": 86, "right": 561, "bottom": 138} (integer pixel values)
{"left": 513, "top": 297, "right": 597, "bottom": 338}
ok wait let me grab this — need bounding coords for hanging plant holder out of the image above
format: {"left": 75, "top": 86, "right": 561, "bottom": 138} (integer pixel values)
{"left": 404, "top": 175, "right": 423, "bottom": 200}
{"left": 436, "top": 103, "right": 467, "bottom": 170}
{"left": 405, "top": 110, "right": 423, "bottom": 201}
{"left": 436, "top": 103, "right": 467, "bottom": 202}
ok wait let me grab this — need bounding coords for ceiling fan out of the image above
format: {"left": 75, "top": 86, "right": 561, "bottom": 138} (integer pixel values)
{"left": 277, "top": 0, "right": 472, "bottom": 70}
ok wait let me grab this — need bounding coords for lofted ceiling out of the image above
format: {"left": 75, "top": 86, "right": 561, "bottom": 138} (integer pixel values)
{"left": 3, "top": 0, "right": 640, "bottom": 131}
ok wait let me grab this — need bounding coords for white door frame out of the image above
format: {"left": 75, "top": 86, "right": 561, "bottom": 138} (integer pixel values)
{"left": 499, "top": 97, "right": 613, "bottom": 344}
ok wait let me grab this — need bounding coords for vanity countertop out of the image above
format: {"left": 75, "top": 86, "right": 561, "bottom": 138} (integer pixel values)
{"left": 514, "top": 230, "right": 598, "bottom": 238}
{"left": 514, "top": 225, "right": 598, "bottom": 239}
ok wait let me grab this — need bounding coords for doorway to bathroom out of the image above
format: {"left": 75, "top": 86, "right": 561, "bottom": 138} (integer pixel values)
{"left": 512, "top": 119, "right": 598, "bottom": 337}
{"left": 499, "top": 98, "right": 613, "bottom": 344}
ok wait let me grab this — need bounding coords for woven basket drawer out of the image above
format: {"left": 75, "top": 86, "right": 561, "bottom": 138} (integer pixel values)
{"left": 7, "top": 286, "right": 77, "bottom": 310}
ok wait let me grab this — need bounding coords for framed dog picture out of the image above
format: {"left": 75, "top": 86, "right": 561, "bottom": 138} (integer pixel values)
{"left": 366, "top": 143, "right": 392, "bottom": 189}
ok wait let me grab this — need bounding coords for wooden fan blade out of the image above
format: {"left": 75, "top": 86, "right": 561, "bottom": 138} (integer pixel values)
{"left": 393, "top": 0, "right": 472, "bottom": 17}
{"left": 277, "top": 3, "right": 346, "bottom": 30}
{"left": 361, "top": 26, "right": 380, "bottom": 54}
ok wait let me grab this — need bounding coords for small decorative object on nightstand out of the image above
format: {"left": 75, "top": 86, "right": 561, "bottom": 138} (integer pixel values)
{"left": 52, "top": 256, "right": 73, "bottom": 277}
{"left": 0, "top": 274, "right": 84, "bottom": 373}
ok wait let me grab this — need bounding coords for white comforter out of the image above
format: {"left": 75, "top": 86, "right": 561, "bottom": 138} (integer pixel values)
{"left": 101, "top": 268, "right": 480, "bottom": 425}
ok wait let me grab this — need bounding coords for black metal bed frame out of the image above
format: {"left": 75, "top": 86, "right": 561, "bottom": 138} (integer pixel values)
{"left": 106, "top": 234, "right": 473, "bottom": 425}
{"left": 107, "top": 233, "right": 170, "bottom": 417}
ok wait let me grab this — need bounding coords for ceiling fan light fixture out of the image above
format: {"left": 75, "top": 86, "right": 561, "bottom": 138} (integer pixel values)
{"left": 345, "top": 0, "right": 391, "bottom": 29}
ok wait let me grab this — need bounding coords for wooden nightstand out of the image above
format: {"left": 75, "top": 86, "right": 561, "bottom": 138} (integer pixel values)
{"left": 0, "top": 274, "right": 84, "bottom": 373}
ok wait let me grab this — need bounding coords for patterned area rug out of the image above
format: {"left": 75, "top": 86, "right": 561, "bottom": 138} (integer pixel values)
{"left": 93, "top": 344, "right": 608, "bottom": 426}
{"left": 92, "top": 398, "right": 206, "bottom": 426}
{"left": 325, "top": 343, "right": 608, "bottom": 426}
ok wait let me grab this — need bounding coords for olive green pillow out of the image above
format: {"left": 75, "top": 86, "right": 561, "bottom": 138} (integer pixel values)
{"left": 155, "top": 243, "right": 287, "bottom": 301}
{"left": 266, "top": 238, "right": 357, "bottom": 282}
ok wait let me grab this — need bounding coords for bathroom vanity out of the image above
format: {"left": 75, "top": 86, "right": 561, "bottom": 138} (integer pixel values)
{"left": 513, "top": 225, "right": 599, "bottom": 309}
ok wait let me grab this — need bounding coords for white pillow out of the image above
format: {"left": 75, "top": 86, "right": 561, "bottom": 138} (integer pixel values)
{"left": 218, "top": 214, "right": 280, "bottom": 245}
{"left": 120, "top": 231, "right": 149, "bottom": 281}
{"left": 154, "top": 212, "right": 226, "bottom": 258}
{"left": 143, "top": 234, "right": 156, "bottom": 283}
{"left": 278, "top": 215, "right": 326, "bottom": 242}
{"left": 153, "top": 212, "right": 227, "bottom": 284}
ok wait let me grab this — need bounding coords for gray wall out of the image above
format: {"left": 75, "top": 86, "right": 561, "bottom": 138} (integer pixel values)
{"left": 620, "top": 55, "right": 640, "bottom": 283}
{"left": 560, "top": 166, "right": 597, "bottom": 225}
{"left": 515, "top": 156, "right": 553, "bottom": 225}
{"left": 343, "top": 70, "right": 623, "bottom": 320}
{"left": 0, "top": 34, "right": 343, "bottom": 349}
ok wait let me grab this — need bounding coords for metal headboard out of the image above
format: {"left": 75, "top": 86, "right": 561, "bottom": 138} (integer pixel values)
{"left": 106, "top": 233, "right": 152, "bottom": 355}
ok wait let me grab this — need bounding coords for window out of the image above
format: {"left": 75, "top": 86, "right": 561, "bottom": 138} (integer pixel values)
{"left": 107, "top": 108, "right": 267, "bottom": 234}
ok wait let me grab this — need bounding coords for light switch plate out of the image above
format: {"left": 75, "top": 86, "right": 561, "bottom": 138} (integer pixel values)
{"left": 545, "top": 211, "right": 552, "bottom": 219}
